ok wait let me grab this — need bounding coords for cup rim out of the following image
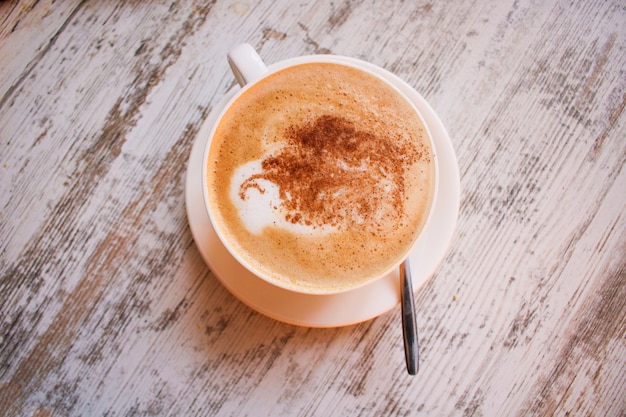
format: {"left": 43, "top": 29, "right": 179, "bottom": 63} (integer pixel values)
{"left": 202, "top": 54, "right": 439, "bottom": 295}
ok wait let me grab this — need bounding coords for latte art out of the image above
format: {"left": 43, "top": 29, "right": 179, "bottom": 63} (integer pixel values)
{"left": 206, "top": 62, "right": 435, "bottom": 292}
{"left": 234, "top": 115, "right": 424, "bottom": 235}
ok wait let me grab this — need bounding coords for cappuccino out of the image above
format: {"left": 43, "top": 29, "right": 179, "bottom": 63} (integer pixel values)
{"left": 206, "top": 62, "right": 435, "bottom": 292}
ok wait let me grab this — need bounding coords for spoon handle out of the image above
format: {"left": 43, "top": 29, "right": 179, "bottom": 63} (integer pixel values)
{"left": 400, "top": 260, "right": 419, "bottom": 375}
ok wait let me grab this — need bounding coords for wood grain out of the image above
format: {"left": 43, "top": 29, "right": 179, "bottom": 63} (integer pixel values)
{"left": 1, "top": 0, "right": 624, "bottom": 416}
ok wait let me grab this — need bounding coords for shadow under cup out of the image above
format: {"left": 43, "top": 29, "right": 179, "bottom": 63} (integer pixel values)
{"left": 202, "top": 56, "right": 438, "bottom": 295}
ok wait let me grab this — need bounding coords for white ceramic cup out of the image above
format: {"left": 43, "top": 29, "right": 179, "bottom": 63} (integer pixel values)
{"left": 202, "top": 44, "right": 438, "bottom": 295}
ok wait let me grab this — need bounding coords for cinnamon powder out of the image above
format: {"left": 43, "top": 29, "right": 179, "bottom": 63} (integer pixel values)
{"left": 239, "top": 115, "right": 423, "bottom": 230}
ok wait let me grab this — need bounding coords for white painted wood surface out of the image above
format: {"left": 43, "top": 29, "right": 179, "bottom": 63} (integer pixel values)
{"left": 1, "top": 0, "right": 624, "bottom": 416}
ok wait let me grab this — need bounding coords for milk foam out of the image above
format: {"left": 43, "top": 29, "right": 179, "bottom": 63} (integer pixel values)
{"left": 230, "top": 157, "right": 337, "bottom": 235}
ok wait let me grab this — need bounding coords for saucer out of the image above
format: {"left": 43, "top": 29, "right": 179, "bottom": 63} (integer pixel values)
{"left": 185, "top": 57, "right": 460, "bottom": 327}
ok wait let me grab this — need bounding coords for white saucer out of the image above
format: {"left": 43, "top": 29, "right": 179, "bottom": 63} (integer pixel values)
{"left": 185, "top": 57, "right": 460, "bottom": 327}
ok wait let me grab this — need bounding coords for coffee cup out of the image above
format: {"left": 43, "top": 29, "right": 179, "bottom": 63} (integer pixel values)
{"left": 202, "top": 44, "right": 438, "bottom": 295}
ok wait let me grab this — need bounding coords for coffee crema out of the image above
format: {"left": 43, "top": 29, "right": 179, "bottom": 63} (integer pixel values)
{"left": 206, "top": 62, "right": 435, "bottom": 292}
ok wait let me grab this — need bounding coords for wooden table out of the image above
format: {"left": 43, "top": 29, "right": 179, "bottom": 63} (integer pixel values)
{"left": 1, "top": 1, "right": 624, "bottom": 416}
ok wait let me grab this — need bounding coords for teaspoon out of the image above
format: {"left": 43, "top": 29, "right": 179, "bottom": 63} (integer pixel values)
{"left": 400, "top": 260, "right": 419, "bottom": 375}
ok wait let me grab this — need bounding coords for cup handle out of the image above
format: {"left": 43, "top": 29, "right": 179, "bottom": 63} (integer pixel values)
{"left": 227, "top": 43, "right": 268, "bottom": 87}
